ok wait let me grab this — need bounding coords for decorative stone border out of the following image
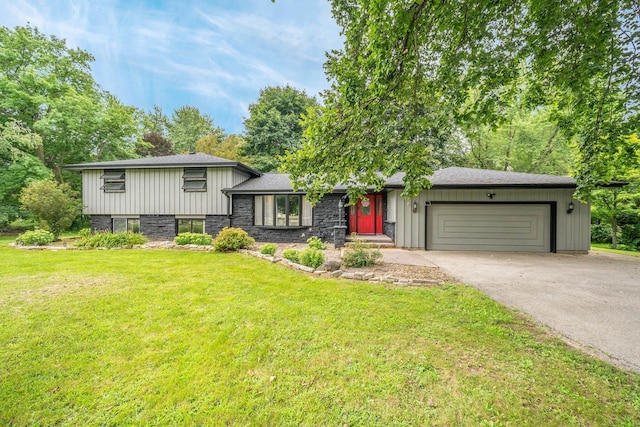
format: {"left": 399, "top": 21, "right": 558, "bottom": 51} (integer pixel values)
{"left": 9, "top": 241, "right": 215, "bottom": 251}
{"left": 242, "top": 249, "right": 443, "bottom": 286}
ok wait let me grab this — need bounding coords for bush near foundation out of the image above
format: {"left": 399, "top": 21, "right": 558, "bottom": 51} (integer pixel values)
{"left": 174, "top": 232, "right": 213, "bottom": 246}
{"left": 212, "top": 227, "right": 255, "bottom": 252}
{"left": 75, "top": 231, "right": 147, "bottom": 248}
{"left": 260, "top": 243, "right": 277, "bottom": 255}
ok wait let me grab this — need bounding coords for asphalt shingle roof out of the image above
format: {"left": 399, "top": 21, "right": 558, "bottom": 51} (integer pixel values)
{"left": 64, "top": 153, "right": 260, "bottom": 176}
{"left": 227, "top": 167, "right": 577, "bottom": 193}
{"left": 385, "top": 167, "right": 576, "bottom": 188}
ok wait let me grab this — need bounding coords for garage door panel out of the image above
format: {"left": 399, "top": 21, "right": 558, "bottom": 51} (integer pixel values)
{"left": 427, "top": 204, "right": 550, "bottom": 252}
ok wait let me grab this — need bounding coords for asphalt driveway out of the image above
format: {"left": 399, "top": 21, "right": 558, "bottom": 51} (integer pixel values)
{"left": 383, "top": 249, "right": 640, "bottom": 372}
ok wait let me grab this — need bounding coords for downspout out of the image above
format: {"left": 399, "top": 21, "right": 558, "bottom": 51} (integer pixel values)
{"left": 223, "top": 191, "right": 232, "bottom": 227}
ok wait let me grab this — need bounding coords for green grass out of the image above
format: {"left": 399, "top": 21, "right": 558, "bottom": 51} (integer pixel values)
{"left": 1, "top": 236, "right": 639, "bottom": 425}
{"left": 591, "top": 243, "right": 640, "bottom": 258}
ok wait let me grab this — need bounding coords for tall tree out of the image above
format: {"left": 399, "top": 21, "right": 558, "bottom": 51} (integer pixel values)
{"left": 167, "top": 106, "right": 224, "bottom": 153}
{"left": 0, "top": 155, "right": 50, "bottom": 227}
{"left": 195, "top": 133, "right": 247, "bottom": 161}
{"left": 136, "top": 132, "right": 175, "bottom": 157}
{"left": 283, "top": 1, "right": 639, "bottom": 203}
{"left": 0, "top": 25, "right": 140, "bottom": 183}
{"left": 243, "top": 85, "right": 318, "bottom": 172}
{"left": 466, "top": 106, "right": 574, "bottom": 176}
{"left": 591, "top": 134, "right": 640, "bottom": 248}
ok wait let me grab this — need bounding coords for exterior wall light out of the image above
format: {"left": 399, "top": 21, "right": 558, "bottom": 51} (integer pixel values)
{"left": 487, "top": 192, "right": 496, "bottom": 199}
{"left": 412, "top": 201, "right": 418, "bottom": 213}
{"left": 567, "top": 201, "right": 575, "bottom": 214}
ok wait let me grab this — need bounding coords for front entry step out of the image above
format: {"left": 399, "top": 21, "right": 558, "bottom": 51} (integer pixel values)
{"left": 345, "top": 234, "right": 395, "bottom": 249}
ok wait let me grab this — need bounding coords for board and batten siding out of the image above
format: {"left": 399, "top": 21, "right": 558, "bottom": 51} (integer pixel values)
{"left": 82, "top": 167, "right": 250, "bottom": 216}
{"left": 388, "top": 188, "right": 590, "bottom": 252}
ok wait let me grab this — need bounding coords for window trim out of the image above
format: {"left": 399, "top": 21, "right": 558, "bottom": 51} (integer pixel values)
{"left": 255, "top": 194, "right": 312, "bottom": 228}
{"left": 101, "top": 169, "right": 125, "bottom": 193}
{"left": 182, "top": 168, "right": 207, "bottom": 192}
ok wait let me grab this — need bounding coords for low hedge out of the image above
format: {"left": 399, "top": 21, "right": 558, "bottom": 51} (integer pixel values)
{"left": 76, "top": 231, "right": 148, "bottom": 248}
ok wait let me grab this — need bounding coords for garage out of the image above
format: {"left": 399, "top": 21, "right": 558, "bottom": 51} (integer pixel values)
{"left": 426, "top": 203, "right": 552, "bottom": 252}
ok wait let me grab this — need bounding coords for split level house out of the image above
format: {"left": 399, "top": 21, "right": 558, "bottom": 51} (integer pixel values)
{"left": 65, "top": 152, "right": 593, "bottom": 253}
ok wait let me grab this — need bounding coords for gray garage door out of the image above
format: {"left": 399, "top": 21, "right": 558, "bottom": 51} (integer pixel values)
{"left": 426, "top": 204, "right": 551, "bottom": 252}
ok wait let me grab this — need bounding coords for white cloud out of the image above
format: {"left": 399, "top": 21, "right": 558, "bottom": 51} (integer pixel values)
{"left": 0, "top": 0, "right": 343, "bottom": 133}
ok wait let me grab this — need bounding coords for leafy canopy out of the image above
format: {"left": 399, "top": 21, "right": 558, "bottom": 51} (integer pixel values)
{"left": 242, "top": 85, "right": 317, "bottom": 172}
{"left": 283, "top": 0, "right": 639, "bottom": 203}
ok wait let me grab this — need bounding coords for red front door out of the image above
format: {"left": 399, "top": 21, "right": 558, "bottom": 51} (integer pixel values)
{"left": 349, "top": 195, "right": 383, "bottom": 234}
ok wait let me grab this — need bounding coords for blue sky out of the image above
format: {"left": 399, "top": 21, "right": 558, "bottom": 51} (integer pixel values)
{"left": 1, "top": 0, "right": 343, "bottom": 134}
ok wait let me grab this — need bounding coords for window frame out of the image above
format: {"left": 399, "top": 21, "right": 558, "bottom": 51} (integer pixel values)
{"left": 254, "top": 194, "right": 312, "bottom": 228}
{"left": 101, "top": 169, "right": 125, "bottom": 193}
{"left": 112, "top": 217, "right": 140, "bottom": 233}
{"left": 182, "top": 167, "right": 207, "bottom": 192}
{"left": 176, "top": 218, "right": 205, "bottom": 234}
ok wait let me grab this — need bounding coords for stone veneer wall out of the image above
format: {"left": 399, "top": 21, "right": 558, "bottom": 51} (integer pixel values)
{"left": 90, "top": 215, "right": 112, "bottom": 232}
{"left": 383, "top": 221, "right": 396, "bottom": 242}
{"left": 231, "top": 194, "right": 344, "bottom": 243}
{"left": 205, "top": 215, "right": 230, "bottom": 237}
{"left": 140, "top": 215, "right": 176, "bottom": 240}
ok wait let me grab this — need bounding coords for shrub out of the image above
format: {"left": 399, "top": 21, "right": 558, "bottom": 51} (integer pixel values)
{"left": 306, "top": 236, "right": 327, "bottom": 250}
{"left": 260, "top": 243, "right": 277, "bottom": 255}
{"left": 212, "top": 227, "right": 255, "bottom": 252}
{"left": 282, "top": 248, "right": 301, "bottom": 263}
{"left": 174, "top": 232, "right": 213, "bottom": 246}
{"left": 19, "top": 179, "right": 81, "bottom": 239}
{"left": 342, "top": 246, "right": 383, "bottom": 267}
{"left": 75, "top": 231, "right": 147, "bottom": 248}
{"left": 299, "top": 248, "right": 325, "bottom": 269}
{"left": 15, "top": 229, "right": 55, "bottom": 246}
{"left": 342, "top": 236, "right": 383, "bottom": 268}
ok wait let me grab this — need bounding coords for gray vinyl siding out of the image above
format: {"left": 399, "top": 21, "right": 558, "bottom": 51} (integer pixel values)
{"left": 82, "top": 167, "right": 251, "bottom": 216}
{"left": 391, "top": 188, "right": 589, "bottom": 252}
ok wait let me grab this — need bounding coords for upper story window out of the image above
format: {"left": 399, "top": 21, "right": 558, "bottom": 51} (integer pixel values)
{"left": 254, "top": 195, "right": 312, "bottom": 227}
{"left": 101, "top": 169, "right": 125, "bottom": 193}
{"left": 183, "top": 168, "right": 207, "bottom": 192}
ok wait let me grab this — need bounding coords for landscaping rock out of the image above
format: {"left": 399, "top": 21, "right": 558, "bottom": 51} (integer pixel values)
{"left": 330, "top": 270, "right": 343, "bottom": 277}
{"left": 296, "top": 264, "right": 315, "bottom": 273}
{"left": 321, "top": 260, "right": 341, "bottom": 272}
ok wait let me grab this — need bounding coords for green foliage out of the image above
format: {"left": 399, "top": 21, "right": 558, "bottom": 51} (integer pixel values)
{"left": 342, "top": 235, "right": 383, "bottom": 268}
{"left": 75, "top": 231, "right": 147, "bottom": 248}
{"left": 306, "top": 236, "right": 327, "bottom": 250}
{"left": 19, "top": 179, "right": 81, "bottom": 239}
{"left": 136, "top": 132, "right": 175, "bottom": 157}
{"left": 298, "top": 248, "right": 325, "bottom": 269}
{"left": 465, "top": 102, "right": 574, "bottom": 175}
{"left": 14, "top": 229, "right": 54, "bottom": 246}
{"left": 212, "top": 227, "right": 255, "bottom": 252}
{"left": 0, "top": 154, "right": 51, "bottom": 227}
{"left": 260, "top": 243, "right": 277, "bottom": 255}
{"left": 283, "top": 1, "right": 640, "bottom": 203}
{"left": 196, "top": 134, "right": 247, "bottom": 162}
{"left": 590, "top": 223, "right": 612, "bottom": 244}
{"left": 168, "top": 106, "right": 224, "bottom": 153}
{"left": 174, "top": 232, "right": 213, "bottom": 246}
{"left": 242, "top": 85, "right": 318, "bottom": 172}
{"left": 282, "top": 248, "right": 300, "bottom": 263}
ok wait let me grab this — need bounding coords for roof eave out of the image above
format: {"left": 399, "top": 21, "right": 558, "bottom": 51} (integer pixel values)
{"left": 64, "top": 162, "right": 261, "bottom": 177}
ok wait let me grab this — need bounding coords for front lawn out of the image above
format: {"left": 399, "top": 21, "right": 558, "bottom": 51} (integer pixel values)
{"left": 1, "top": 237, "right": 639, "bottom": 425}
{"left": 591, "top": 243, "right": 640, "bottom": 258}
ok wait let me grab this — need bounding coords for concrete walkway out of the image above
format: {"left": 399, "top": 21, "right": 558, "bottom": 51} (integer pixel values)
{"left": 382, "top": 249, "right": 640, "bottom": 372}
